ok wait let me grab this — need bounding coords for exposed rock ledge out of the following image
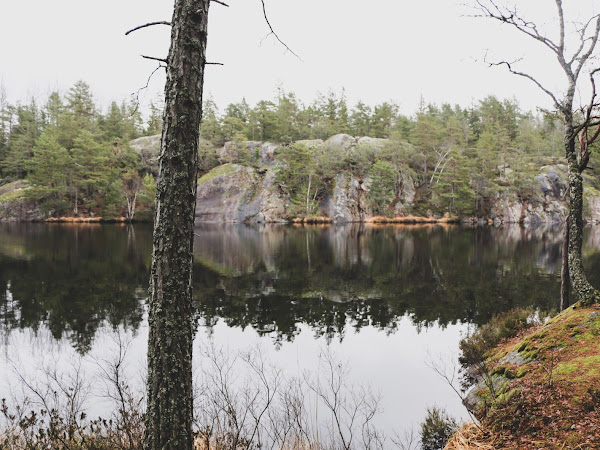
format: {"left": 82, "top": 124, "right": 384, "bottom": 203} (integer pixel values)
{"left": 194, "top": 135, "right": 599, "bottom": 225}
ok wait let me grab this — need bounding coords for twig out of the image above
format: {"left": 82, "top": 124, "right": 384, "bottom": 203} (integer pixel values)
{"left": 211, "top": 0, "right": 229, "bottom": 6}
{"left": 260, "top": 0, "right": 302, "bottom": 61}
{"left": 485, "top": 56, "right": 561, "bottom": 109}
{"left": 129, "top": 64, "right": 166, "bottom": 116}
{"left": 125, "top": 21, "right": 171, "bottom": 36}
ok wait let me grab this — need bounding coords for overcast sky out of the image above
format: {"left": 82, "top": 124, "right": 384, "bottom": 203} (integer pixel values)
{"left": 1, "top": 0, "right": 599, "bottom": 117}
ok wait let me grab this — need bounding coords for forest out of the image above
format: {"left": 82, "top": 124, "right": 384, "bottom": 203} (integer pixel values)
{"left": 0, "top": 80, "right": 590, "bottom": 221}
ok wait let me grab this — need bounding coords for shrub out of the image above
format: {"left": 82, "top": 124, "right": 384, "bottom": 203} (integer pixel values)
{"left": 420, "top": 406, "right": 458, "bottom": 450}
{"left": 459, "top": 308, "right": 534, "bottom": 370}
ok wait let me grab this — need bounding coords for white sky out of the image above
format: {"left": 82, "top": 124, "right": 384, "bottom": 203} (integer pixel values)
{"left": 1, "top": 0, "right": 599, "bottom": 117}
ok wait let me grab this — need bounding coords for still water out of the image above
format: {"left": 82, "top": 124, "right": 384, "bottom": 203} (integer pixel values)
{"left": 1, "top": 223, "right": 596, "bottom": 437}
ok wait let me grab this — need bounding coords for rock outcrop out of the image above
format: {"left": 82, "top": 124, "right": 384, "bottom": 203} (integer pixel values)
{"left": 194, "top": 138, "right": 586, "bottom": 225}
{"left": 129, "top": 135, "right": 161, "bottom": 175}
{"left": 1, "top": 133, "right": 595, "bottom": 225}
{"left": 321, "top": 174, "right": 369, "bottom": 222}
{"left": 194, "top": 164, "right": 286, "bottom": 223}
{"left": 490, "top": 165, "right": 569, "bottom": 225}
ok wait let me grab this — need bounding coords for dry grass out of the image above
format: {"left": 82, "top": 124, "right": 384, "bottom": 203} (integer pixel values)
{"left": 462, "top": 304, "right": 600, "bottom": 449}
{"left": 44, "top": 216, "right": 128, "bottom": 223}
{"left": 444, "top": 422, "right": 496, "bottom": 450}
{"left": 291, "top": 215, "right": 332, "bottom": 223}
{"left": 365, "top": 215, "right": 459, "bottom": 224}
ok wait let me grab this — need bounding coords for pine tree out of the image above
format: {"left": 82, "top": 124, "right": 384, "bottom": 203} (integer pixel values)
{"left": 2, "top": 100, "right": 42, "bottom": 179}
{"left": 368, "top": 160, "right": 396, "bottom": 216}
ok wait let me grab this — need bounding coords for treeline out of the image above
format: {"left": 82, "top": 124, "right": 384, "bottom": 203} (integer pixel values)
{"left": 0, "top": 81, "right": 576, "bottom": 219}
{"left": 200, "top": 89, "right": 571, "bottom": 217}
{"left": 200, "top": 89, "right": 563, "bottom": 152}
{"left": 0, "top": 81, "right": 160, "bottom": 219}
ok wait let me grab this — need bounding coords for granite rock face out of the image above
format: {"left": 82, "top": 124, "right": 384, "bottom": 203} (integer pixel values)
{"left": 490, "top": 165, "right": 568, "bottom": 225}
{"left": 194, "top": 164, "right": 286, "bottom": 224}
{"left": 129, "top": 135, "right": 161, "bottom": 175}
{"left": 196, "top": 141, "right": 579, "bottom": 225}
{"left": 0, "top": 198, "right": 46, "bottom": 221}
{"left": 217, "top": 141, "right": 278, "bottom": 167}
{"left": 321, "top": 174, "right": 370, "bottom": 222}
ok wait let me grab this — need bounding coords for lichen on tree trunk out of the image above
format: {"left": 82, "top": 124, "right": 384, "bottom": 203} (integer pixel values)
{"left": 564, "top": 119, "right": 600, "bottom": 307}
{"left": 145, "top": 1, "right": 210, "bottom": 449}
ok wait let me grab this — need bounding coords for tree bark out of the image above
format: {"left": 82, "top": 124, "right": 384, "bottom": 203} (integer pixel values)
{"left": 560, "top": 214, "right": 569, "bottom": 311}
{"left": 563, "top": 113, "right": 600, "bottom": 307}
{"left": 145, "top": 1, "right": 210, "bottom": 449}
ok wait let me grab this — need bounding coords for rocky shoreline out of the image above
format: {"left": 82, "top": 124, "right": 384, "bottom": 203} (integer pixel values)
{"left": 3, "top": 134, "right": 600, "bottom": 225}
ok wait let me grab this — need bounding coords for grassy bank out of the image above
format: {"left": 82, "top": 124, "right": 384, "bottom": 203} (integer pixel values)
{"left": 450, "top": 303, "right": 600, "bottom": 449}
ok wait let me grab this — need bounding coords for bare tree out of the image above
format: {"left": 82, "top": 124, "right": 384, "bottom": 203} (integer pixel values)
{"left": 475, "top": 0, "right": 600, "bottom": 307}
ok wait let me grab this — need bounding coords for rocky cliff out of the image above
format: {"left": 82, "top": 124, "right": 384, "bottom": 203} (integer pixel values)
{"left": 194, "top": 134, "right": 596, "bottom": 225}
{"left": 3, "top": 133, "right": 600, "bottom": 224}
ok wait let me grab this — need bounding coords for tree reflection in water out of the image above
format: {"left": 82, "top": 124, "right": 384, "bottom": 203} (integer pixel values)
{"left": 1, "top": 222, "right": 595, "bottom": 352}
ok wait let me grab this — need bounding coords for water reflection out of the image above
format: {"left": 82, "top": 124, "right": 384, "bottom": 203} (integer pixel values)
{"left": 1, "top": 222, "right": 599, "bottom": 353}
{"left": 193, "top": 223, "right": 568, "bottom": 344}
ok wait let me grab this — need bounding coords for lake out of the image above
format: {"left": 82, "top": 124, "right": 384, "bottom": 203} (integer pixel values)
{"left": 1, "top": 222, "right": 596, "bottom": 442}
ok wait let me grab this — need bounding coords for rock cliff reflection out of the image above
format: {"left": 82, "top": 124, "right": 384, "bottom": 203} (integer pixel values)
{"left": 1, "top": 223, "right": 599, "bottom": 352}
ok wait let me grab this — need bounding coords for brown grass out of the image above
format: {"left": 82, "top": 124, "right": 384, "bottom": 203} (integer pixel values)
{"left": 365, "top": 215, "right": 460, "bottom": 224}
{"left": 291, "top": 216, "right": 332, "bottom": 223}
{"left": 464, "top": 304, "right": 600, "bottom": 449}
{"left": 444, "top": 422, "right": 496, "bottom": 450}
{"left": 43, "top": 216, "right": 128, "bottom": 223}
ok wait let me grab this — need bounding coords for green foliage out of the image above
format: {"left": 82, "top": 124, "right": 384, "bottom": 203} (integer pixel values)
{"left": 0, "top": 82, "right": 574, "bottom": 221}
{"left": 136, "top": 173, "right": 157, "bottom": 221}
{"left": 276, "top": 143, "right": 328, "bottom": 216}
{"left": 1, "top": 100, "right": 42, "bottom": 179}
{"left": 431, "top": 148, "right": 475, "bottom": 216}
{"left": 420, "top": 406, "right": 458, "bottom": 450}
{"left": 459, "top": 308, "right": 534, "bottom": 370}
{"left": 146, "top": 99, "right": 164, "bottom": 135}
{"left": 368, "top": 160, "right": 396, "bottom": 215}
{"left": 0, "top": 81, "right": 157, "bottom": 218}
{"left": 198, "top": 138, "right": 219, "bottom": 176}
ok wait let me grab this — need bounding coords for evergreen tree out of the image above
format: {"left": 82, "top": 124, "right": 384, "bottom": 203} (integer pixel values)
{"left": 200, "top": 96, "right": 224, "bottom": 145}
{"left": 371, "top": 102, "right": 398, "bottom": 138}
{"left": 43, "top": 92, "right": 63, "bottom": 128}
{"left": 249, "top": 100, "right": 278, "bottom": 141}
{"left": 349, "top": 101, "right": 372, "bottom": 136}
{"left": 368, "top": 160, "right": 396, "bottom": 216}
{"left": 146, "top": 100, "right": 164, "bottom": 135}
{"left": 431, "top": 148, "right": 474, "bottom": 216}
{"left": 27, "top": 128, "right": 73, "bottom": 212}
{"left": 276, "top": 143, "right": 326, "bottom": 216}
{"left": 275, "top": 89, "right": 301, "bottom": 142}
{"left": 2, "top": 100, "right": 42, "bottom": 179}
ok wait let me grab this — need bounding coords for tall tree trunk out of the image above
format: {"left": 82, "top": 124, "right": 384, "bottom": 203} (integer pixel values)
{"left": 560, "top": 214, "right": 569, "bottom": 311}
{"left": 564, "top": 115, "right": 600, "bottom": 307}
{"left": 146, "top": 1, "right": 210, "bottom": 449}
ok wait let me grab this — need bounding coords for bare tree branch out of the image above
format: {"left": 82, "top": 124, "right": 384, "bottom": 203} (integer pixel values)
{"left": 129, "top": 64, "right": 166, "bottom": 116}
{"left": 473, "top": 0, "right": 559, "bottom": 54}
{"left": 125, "top": 21, "right": 171, "bottom": 36}
{"left": 260, "top": 0, "right": 302, "bottom": 61}
{"left": 211, "top": 0, "right": 229, "bottom": 6}
{"left": 142, "top": 55, "right": 168, "bottom": 64}
{"left": 574, "top": 14, "right": 600, "bottom": 81}
{"left": 568, "top": 14, "right": 600, "bottom": 66}
{"left": 485, "top": 57, "right": 561, "bottom": 109}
